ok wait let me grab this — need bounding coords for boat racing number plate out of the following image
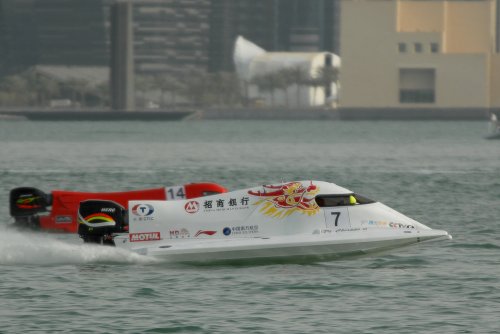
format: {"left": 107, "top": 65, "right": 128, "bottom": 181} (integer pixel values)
{"left": 165, "top": 186, "right": 186, "bottom": 200}
{"left": 323, "top": 207, "right": 350, "bottom": 229}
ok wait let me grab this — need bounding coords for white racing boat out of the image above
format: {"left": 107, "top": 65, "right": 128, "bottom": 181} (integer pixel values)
{"left": 78, "top": 181, "right": 451, "bottom": 262}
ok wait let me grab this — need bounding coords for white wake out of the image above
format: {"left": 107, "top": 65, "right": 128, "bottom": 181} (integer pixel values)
{"left": 0, "top": 228, "right": 157, "bottom": 266}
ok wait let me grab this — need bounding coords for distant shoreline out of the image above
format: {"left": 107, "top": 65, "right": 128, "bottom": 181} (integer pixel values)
{"left": 201, "top": 107, "right": 492, "bottom": 121}
{"left": 0, "top": 107, "right": 492, "bottom": 121}
{"left": 0, "top": 109, "right": 194, "bottom": 121}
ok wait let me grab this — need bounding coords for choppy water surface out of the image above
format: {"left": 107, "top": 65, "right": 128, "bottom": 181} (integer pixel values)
{"left": 0, "top": 120, "right": 498, "bottom": 333}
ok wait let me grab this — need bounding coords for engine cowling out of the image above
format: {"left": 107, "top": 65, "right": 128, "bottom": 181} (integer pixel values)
{"left": 9, "top": 187, "right": 52, "bottom": 229}
{"left": 78, "top": 200, "right": 127, "bottom": 245}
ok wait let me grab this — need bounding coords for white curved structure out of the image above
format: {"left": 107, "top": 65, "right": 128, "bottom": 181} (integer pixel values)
{"left": 233, "top": 36, "right": 341, "bottom": 108}
{"left": 233, "top": 36, "right": 266, "bottom": 81}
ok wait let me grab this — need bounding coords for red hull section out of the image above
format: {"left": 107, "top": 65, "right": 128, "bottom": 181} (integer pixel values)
{"left": 35, "top": 183, "right": 226, "bottom": 233}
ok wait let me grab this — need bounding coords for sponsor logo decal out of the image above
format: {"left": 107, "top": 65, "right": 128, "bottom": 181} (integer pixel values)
{"left": 101, "top": 207, "right": 116, "bottom": 213}
{"left": 363, "top": 220, "right": 415, "bottom": 229}
{"left": 194, "top": 230, "right": 216, "bottom": 237}
{"left": 201, "top": 197, "right": 250, "bottom": 213}
{"left": 55, "top": 215, "right": 72, "bottom": 224}
{"left": 335, "top": 228, "right": 365, "bottom": 233}
{"left": 169, "top": 228, "right": 190, "bottom": 239}
{"left": 129, "top": 232, "right": 161, "bottom": 242}
{"left": 389, "top": 222, "right": 415, "bottom": 229}
{"left": 81, "top": 213, "right": 115, "bottom": 225}
{"left": 223, "top": 225, "right": 259, "bottom": 236}
{"left": 248, "top": 182, "right": 320, "bottom": 219}
{"left": 184, "top": 201, "right": 200, "bottom": 214}
{"left": 132, "top": 204, "right": 154, "bottom": 216}
{"left": 84, "top": 213, "right": 115, "bottom": 223}
{"left": 16, "top": 195, "right": 42, "bottom": 209}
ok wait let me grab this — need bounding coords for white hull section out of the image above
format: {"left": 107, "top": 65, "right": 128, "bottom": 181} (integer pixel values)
{"left": 114, "top": 230, "right": 450, "bottom": 262}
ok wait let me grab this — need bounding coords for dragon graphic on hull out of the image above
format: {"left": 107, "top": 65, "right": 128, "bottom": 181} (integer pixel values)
{"left": 248, "top": 182, "right": 320, "bottom": 219}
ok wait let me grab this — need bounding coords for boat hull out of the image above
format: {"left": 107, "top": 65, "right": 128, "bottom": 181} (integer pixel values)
{"left": 114, "top": 229, "right": 451, "bottom": 262}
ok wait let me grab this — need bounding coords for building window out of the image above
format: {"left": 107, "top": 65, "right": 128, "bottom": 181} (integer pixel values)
{"left": 399, "top": 68, "right": 435, "bottom": 104}
{"left": 325, "top": 54, "right": 332, "bottom": 66}
{"left": 430, "top": 43, "right": 439, "bottom": 53}
{"left": 414, "top": 43, "right": 423, "bottom": 53}
{"left": 400, "top": 90, "right": 434, "bottom": 103}
{"left": 398, "top": 43, "right": 407, "bottom": 53}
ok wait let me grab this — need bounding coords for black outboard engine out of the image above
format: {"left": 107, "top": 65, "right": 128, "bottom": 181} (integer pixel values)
{"left": 9, "top": 187, "right": 52, "bottom": 229}
{"left": 78, "top": 200, "right": 127, "bottom": 245}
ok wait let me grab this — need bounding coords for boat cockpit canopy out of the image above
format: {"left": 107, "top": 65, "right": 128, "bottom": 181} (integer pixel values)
{"left": 315, "top": 193, "right": 375, "bottom": 207}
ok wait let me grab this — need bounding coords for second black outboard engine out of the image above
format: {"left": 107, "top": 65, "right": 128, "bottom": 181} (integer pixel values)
{"left": 78, "top": 200, "right": 127, "bottom": 245}
{"left": 9, "top": 187, "right": 52, "bottom": 229}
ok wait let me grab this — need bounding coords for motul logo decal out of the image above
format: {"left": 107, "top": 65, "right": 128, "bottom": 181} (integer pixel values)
{"left": 184, "top": 200, "right": 200, "bottom": 214}
{"left": 129, "top": 232, "right": 161, "bottom": 242}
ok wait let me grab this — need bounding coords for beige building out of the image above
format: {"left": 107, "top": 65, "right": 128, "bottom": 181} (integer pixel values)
{"left": 340, "top": 0, "right": 500, "bottom": 110}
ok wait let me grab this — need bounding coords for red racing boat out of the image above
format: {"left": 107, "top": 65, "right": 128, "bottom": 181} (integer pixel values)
{"left": 9, "top": 183, "right": 227, "bottom": 233}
